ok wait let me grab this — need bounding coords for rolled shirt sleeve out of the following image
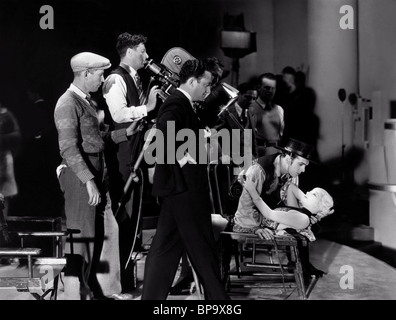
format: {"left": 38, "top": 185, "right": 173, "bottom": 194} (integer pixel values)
{"left": 234, "top": 163, "right": 266, "bottom": 229}
{"left": 102, "top": 73, "right": 147, "bottom": 123}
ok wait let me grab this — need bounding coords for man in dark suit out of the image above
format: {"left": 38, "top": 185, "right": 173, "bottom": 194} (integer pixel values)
{"left": 214, "top": 81, "right": 257, "bottom": 161}
{"left": 141, "top": 59, "right": 230, "bottom": 300}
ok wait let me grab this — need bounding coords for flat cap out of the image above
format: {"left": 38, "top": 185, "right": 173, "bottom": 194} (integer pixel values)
{"left": 70, "top": 52, "right": 111, "bottom": 72}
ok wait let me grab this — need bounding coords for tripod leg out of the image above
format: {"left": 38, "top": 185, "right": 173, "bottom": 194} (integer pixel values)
{"left": 125, "top": 169, "right": 144, "bottom": 271}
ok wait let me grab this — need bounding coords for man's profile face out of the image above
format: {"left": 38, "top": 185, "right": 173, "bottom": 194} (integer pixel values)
{"left": 192, "top": 71, "right": 213, "bottom": 102}
{"left": 287, "top": 155, "right": 309, "bottom": 178}
{"left": 86, "top": 69, "right": 105, "bottom": 93}
{"left": 130, "top": 43, "right": 149, "bottom": 70}
{"left": 300, "top": 189, "right": 321, "bottom": 213}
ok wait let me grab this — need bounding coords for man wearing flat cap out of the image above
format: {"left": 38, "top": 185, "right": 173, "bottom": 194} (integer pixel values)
{"left": 54, "top": 52, "right": 138, "bottom": 300}
{"left": 70, "top": 52, "right": 112, "bottom": 73}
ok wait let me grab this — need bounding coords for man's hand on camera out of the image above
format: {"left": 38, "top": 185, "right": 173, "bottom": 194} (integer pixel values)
{"left": 146, "top": 85, "right": 161, "bottom": 112}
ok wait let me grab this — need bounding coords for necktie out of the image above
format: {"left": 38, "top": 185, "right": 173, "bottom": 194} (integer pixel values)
{"left": 241, "top": 109, "right": 247, "bottom": 126}
{"left": 135, "top": 74, "right": 144, "bottom": 104}
{"left": 86, "top": 96, "right": 96, "bottom": 110}
{"left": 192, "top": 102, "right": 198, "bottom": 114}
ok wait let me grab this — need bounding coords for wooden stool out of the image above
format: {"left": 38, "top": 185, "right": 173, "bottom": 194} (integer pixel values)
{"left": 220, "top": 231, "right": 308, "bottom": 299}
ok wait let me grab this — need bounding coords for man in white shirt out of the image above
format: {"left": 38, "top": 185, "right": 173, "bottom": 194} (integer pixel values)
{"left": 247, "top": 73, "right": 285, "bottom": 157}
{"left": 102, "top": 33, "right": 160, "bottom": 293}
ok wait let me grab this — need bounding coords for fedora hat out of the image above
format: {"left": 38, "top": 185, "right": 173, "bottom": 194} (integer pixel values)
{"left": 275, "top": 138, "right": 318, "bottom": 164}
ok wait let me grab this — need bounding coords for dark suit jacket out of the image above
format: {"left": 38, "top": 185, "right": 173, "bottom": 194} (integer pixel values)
{"left": 152, "top": 90, "right": 208, "bottom": 199}
{"left": 215, "top": 103, "right": 246, "bottom": 131}
{"left": 213, "top": 103, "right": 248, "bottom": 159}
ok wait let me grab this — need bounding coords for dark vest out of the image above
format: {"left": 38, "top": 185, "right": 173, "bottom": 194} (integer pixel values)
{"left": 110, "top": 66, "right": 140, "bottom": 130}
{"left": 256, "top": 153, "right": 285, "bottom": 208}
{"left": 108, "top": 66, "right": 145, "bottom": 168}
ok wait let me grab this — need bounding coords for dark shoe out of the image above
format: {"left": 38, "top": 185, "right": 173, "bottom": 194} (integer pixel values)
{"left": 306, "top": 263, "right": 325, "bottom": 278}
{"left": 80, "top": 285, "right": 94, "bottom": 300}
{"left": 169, "top": 274, "right": 194, "bottom": 295}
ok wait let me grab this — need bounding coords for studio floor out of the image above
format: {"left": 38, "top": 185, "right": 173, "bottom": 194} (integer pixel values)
{"left": 2, "top": 235, "right": 396, "bottom": 301}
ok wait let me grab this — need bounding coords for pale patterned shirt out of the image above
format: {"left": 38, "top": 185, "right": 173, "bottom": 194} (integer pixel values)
{"left": 233, "top": 158, "right": 298, "bottom": 231}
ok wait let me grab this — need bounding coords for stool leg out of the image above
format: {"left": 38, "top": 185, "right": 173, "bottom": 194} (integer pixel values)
{"left": 291, "top": 246, "right": 306, "bottom": 299}
{"left": 69, "top": 234, "right": 74, "bottom": 255}
{"left": 234, "top": 241, "right": 241, "bottom": 277}
{"left": 27, "top": 255, "right": 33, "bottom": 278}
{"left": 50, "top": 274, "right": 60, "bottom": 300}
{"left": 220, "top": 235, "right": 226, "bottom": 282}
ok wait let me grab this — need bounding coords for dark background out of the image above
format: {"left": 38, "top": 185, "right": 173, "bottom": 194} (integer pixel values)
{"left": 0, "top": 0, "right": 233, "bottom": 218}
{"left": 0, "top": 0, "right": 367, "bottom": 225}
{"left": 0, "top": 0, "right": 226, "bottom": 113}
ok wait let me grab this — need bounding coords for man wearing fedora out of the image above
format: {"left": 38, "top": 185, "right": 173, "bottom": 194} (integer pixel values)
{"left": 54, "top": 52, "right": 139, "bottom": 300}
{"left": 232, "top": 138, "right": 333, "bottom": 280}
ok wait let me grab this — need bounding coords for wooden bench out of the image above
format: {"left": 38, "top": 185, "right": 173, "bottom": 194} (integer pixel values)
{"left": 0, "top": 248, "right": 42, "bottom": 277}
{"left": 0, "top": 230, "right": 72, "bottom": 300}
{"left": 17, "top": 231, "right": 69, "bottom": 260}
{"left": 0, "top": 247, "right": 61, "bottom": 300}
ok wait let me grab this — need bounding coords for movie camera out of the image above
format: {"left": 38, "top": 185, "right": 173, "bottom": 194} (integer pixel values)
{"left": 145, "top": 47, "right": 239, "bottom": 113}
{"left": 144, "top": 59, "right": 179, "bottom": 101}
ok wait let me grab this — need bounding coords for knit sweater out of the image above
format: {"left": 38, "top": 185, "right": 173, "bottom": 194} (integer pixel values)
{"left": 54, "top": 88, "right": 129, "bottom": 183}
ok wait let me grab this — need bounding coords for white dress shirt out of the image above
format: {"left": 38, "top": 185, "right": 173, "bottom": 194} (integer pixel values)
{"left": 175, "top": 88, "right": 197, "bottom": 167}
{"left": 102, "top": 62, "right": 147, "bottom": 123}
